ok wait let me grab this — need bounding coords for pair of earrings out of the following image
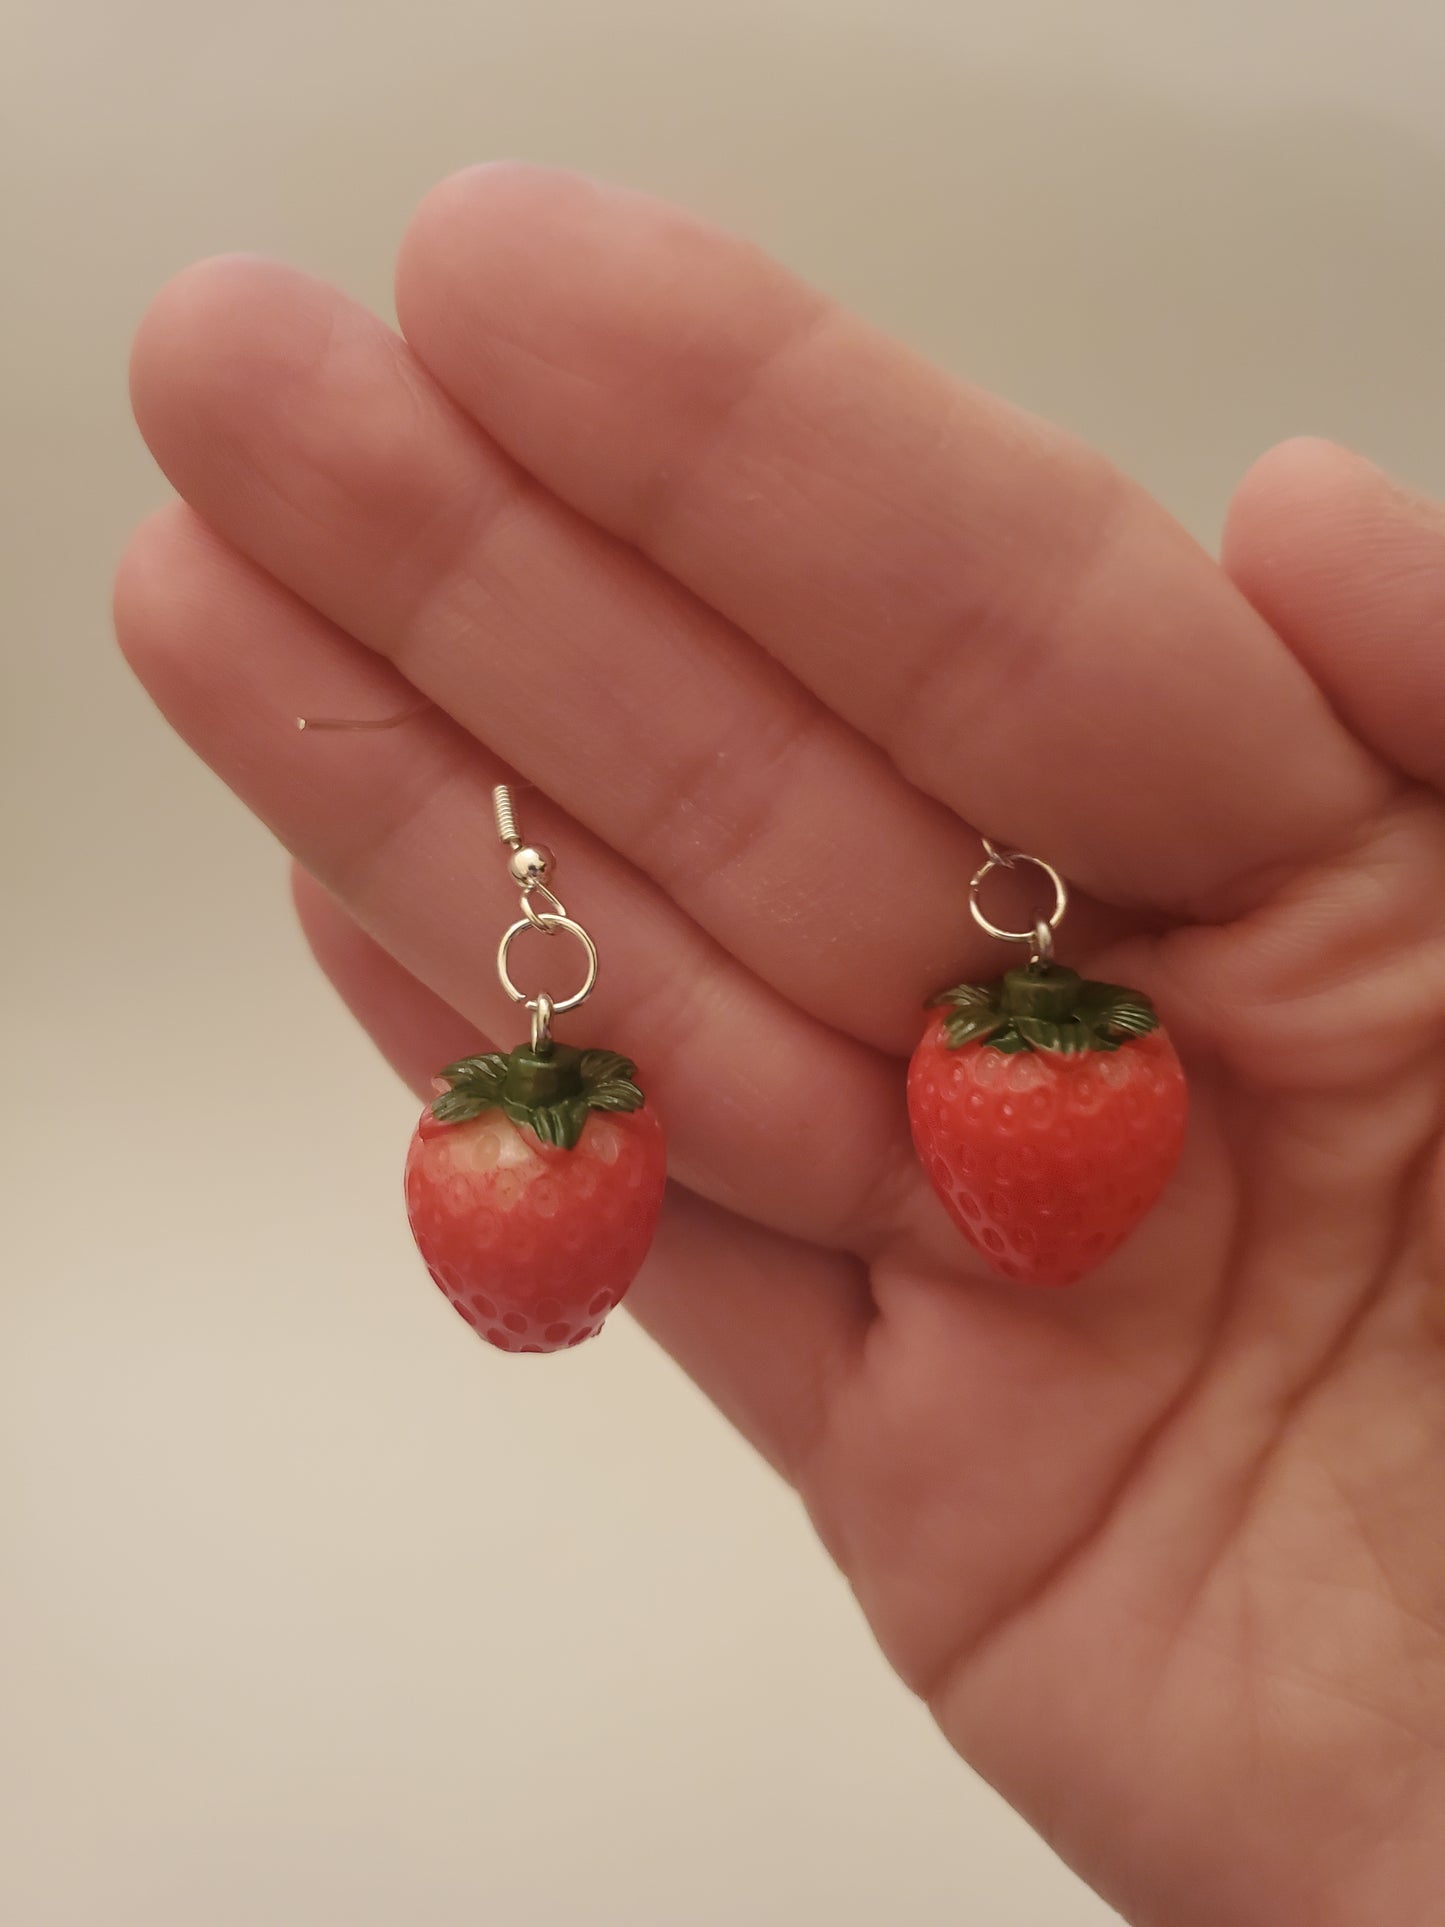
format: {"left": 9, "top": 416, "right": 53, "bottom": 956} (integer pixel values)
{"left": 402, "top": 792, "right": 1193, "bottom": 1348}
{"left": 302, "top": 714, "right": 1187, "bottom": 1349}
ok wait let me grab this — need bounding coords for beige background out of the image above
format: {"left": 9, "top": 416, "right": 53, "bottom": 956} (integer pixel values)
{"left": 4, "top": 2, "right": 1443, "bottom": 1922}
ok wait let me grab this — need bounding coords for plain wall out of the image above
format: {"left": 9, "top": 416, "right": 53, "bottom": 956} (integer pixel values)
{"left": 4, "top": 2, "right": 1443, "bottom": 1922}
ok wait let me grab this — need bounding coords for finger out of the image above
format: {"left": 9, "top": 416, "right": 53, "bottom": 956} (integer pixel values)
{"left": 115, "top": 504, "right": 919, "bottom": 1256}
{"left": 124, "top": 257, "right": 1111, "bottom": 1058}
{"left": 1223, "top": 437, "right": 1445, "bottom": 789}
{"left": 291, "top": 862, "right": 488, "bottom": 1078}
{"left": 292, "top": 863, "right": 870, "bottom": 1480}
{"left": 395, "top": 165, "right": 1388, "bottom": 918}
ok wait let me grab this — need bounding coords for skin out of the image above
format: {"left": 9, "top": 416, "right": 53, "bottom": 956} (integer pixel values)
{"left": 116, "top": 164, "right": 1445, "bottom": 1926}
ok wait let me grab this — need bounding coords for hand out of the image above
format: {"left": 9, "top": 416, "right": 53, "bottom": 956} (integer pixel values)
{"left": 117, "top": 165, "right": 1445, "bottom": 1927}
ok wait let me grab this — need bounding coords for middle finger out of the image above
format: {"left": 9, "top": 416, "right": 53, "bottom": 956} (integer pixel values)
{"left": 129, "top": 256, "right": 1122, "bottom": 1056}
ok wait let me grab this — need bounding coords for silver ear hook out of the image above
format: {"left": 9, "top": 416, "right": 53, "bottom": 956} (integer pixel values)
{"left": 491, "top": 784, "right": 597, "bottom": 1049}
{"left": 296, "top": 710, "right": 600, "bottom": 1051}
{"left": 295, "top": 701, "right": 431, "bottom": 732}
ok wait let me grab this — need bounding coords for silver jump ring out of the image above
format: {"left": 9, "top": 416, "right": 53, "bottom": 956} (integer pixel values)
{"left": 497, "top": 913, "right": 599, "bottom": 1014}
{"left": 968, "top": 851, "right": 1068, "bottom": 946}
{"left": 521, "top": 880, "right": 568, "bottom": 929}
{"left": 529, "top": 991, "right": 555, "bottom": 1052}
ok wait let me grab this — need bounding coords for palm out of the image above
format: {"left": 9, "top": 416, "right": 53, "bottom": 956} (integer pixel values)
{"left": 844, "top": 901, "right": 1445, "bottom": 1926}
{"left": 119, "top": 166, "right": 1445, "bottom": 1925}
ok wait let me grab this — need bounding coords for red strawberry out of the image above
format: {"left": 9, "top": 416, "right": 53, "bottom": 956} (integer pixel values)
{"left": 405, "top": 1044, "right": 666, "bottom": 1352}
{"left": 908, "top": 965, "right": 1186, "bottom": 1286}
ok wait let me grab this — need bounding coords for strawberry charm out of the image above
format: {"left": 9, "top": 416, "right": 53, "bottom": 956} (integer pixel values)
{"left": 909, "top": 840, "right": 1186, "bottom": 1285}
{"left": 404, "top": 786, "right": 666, "bottom": 1352}
{"left": 406, "top": 1043, "right": 666, "bottom": 1351}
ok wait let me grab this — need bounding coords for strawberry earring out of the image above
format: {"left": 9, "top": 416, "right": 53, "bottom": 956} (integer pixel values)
{"left": 402, "top": 785, "right": 667, "bottom": 1352}
{"left": 907, "top": 838, "right": 1186, "bottom": 1285}
{"left": 299, "top": 702, "right": 666, "bottom": 1353}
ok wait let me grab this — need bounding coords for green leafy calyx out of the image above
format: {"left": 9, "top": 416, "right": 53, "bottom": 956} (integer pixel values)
{"left": 930, "top": 964, "right": 1160, "bottom": 1056}
{"left": 431, "top": 1043, "right": 644, "bottom": 1150}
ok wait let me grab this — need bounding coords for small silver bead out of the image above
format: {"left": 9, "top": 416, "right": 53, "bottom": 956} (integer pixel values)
{"left": 507, "top": 843, "right": 556, "bottom": 886}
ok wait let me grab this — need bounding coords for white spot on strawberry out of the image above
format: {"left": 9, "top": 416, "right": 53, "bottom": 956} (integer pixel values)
{"left": 492, "top": 1170, "right": 524, "bottom": 1210}
{"left": 1007, "top": 1055, "right": 1045, "bottom": 1091}
{"left": 532, "top": 1179, "right": 561, "bottom": 1219}
{"left": 461, "top": 1125, "right": 504, "bottom": 1171}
